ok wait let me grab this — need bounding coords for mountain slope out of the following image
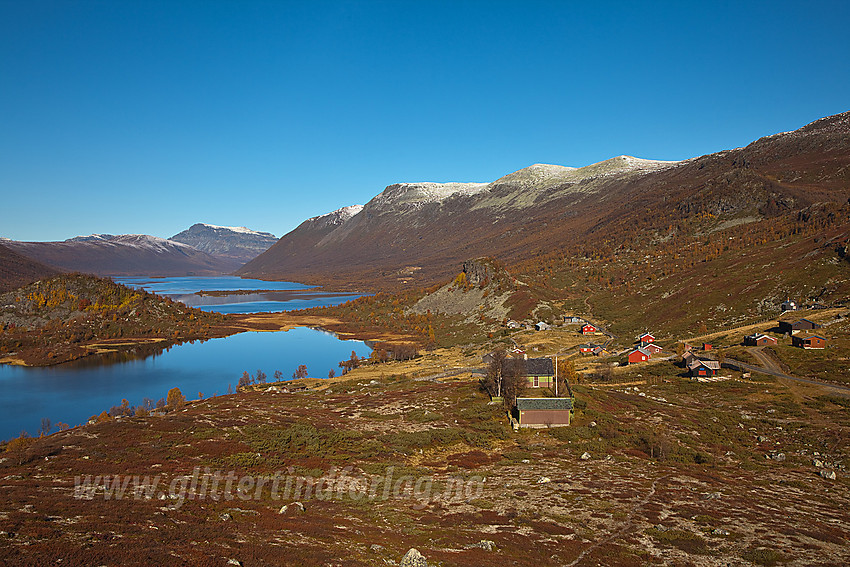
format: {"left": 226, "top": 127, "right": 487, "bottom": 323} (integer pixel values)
{"left": 0, "top": 242, "right": 59, "bottom": 292}
{"left": 170, "top": 223, "right": 278, "bottom": 269}
{"left": 238, "top": 111, "right": 850, "bottom": 290}
{"left": 4, "top": 234, "right": 234, "bottom": 277}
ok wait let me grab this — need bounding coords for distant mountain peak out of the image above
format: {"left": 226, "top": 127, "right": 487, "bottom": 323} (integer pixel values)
{"left": 170, "top": 223, "right": 278, "bottom": 267}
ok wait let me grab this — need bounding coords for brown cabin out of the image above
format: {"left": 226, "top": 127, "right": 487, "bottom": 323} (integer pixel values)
{"left": 778, "top": 319, "right": 820, "bottom": 334}
{"left": 688, "top": 359, "right": 720, "bottom": 378}
{"left": 744, "top": 333, "right": 778, "bottom": 346}
{"left": 515, "top": 397, "right": 573, "bottom": 428}
{"left": 792, "top": 335, "right": 827, "bottom": 349}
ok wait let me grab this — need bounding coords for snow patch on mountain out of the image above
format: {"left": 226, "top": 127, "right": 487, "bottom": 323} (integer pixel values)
{"left": 198, "top": 223, "right": 275, "bottom": 237}
{"left": 370, "top": 182, "right": 489, "bottom": 210}
{"left": 307, "top": 205, "right": 365, "bottom": 226}
{"left": 68, "top": 234, "right": 116, "bottom": 242}
{"left": 111, "top": 234, "right": 195, "bottom": 252}
{"left": 64, "top": 234, "right": 194, "bottom": 253}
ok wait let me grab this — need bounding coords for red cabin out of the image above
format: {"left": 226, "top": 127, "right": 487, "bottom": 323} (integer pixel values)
{"left": 581, "top": 324, "right": 599, "bottom": 335}
{"left": 628, "top": 348, "right": 651, "bottom": 364}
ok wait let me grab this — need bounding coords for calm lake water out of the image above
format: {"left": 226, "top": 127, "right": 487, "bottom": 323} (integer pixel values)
{"left": 114, "top": 276, "right": 363, "bottom": 314}
{"left": 0, "top": 276, "right": 369, "bottom": 441}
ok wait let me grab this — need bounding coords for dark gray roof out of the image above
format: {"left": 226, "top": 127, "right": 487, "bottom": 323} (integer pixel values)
{"left": 524, "top": 357, "right": 554, "bottom": 376}
{"left": 516, "top": 397, "right": 574, "bottom": 411}
{"left": 500, "top": 357, "right": 554, "bottom": 376}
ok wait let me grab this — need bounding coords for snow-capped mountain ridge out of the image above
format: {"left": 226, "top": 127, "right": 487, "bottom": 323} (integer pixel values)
{"left": 197, "top": 223, "right": 276, "bottom": 237}
{"left": 235, "top": 111, "right": 850, "bottom": 291}
{"left": 66, "top": 234, "right": 193, "bottom": 252}
{"left": 307, "top": 205, "right": 364, "bottom": 226}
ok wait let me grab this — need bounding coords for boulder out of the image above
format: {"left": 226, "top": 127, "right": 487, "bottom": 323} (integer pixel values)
{"left": 820, "top": 470, "right": 837, "bottom": 481}
{"left": 464, "top": 540, "right": 497, "bottom": 551}
{"left": 278, "top": 501, "right": 306, "bottom": 514}
{"left": 580, "top": 452, "right": 591, "bottom": 460}
{"left": 400, "top": 548, "right": 427, "bottom": 567}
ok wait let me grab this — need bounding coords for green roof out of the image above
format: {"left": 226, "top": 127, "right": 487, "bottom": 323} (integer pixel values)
{"left": 516, "top": 397, "right": 573, "bottom": 411}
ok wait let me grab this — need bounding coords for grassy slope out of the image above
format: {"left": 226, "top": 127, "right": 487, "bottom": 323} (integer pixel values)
{"left": 586, "top": 223, "right": 850, "bottom": 340}
{"left": 1, "top": 359, "right": 848, "bottom": 566}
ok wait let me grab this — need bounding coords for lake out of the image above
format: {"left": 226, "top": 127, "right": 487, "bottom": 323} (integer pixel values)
{"left": 0, "top": 276, "right": 369, "bottom": 441}
{"left": 113, "top": 275, "right": 364, "bottom": 314}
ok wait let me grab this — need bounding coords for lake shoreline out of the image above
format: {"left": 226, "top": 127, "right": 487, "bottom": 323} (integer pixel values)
{"left": 0, "top": 311, "right": 417, "bottom": 368}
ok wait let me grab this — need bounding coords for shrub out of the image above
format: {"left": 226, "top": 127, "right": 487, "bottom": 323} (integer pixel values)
{"left": 166, "top": 387, "right": 186, "bottom": 410}
{"left": 243, "top": 423, "right": 361, "bottom": 459}
{"left": 741, "top": 548, "right": 786, "bottom": 566}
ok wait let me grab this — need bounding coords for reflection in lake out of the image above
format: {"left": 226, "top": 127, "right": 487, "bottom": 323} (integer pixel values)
{"left": 0, "top": 328, "right": 371, "bottom": 442}
{"left": 1, "top": 276, "right": 372, "bottom": 442}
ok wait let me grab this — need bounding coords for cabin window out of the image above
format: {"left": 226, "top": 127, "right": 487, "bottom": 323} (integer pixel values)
{"left": 533, "top": 376, "right": 539, "bottom": 388}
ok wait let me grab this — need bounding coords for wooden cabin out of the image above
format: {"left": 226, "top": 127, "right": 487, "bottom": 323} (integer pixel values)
{"left": 581, "top": 323, "right": 600, "bottom": 335}
{"left": 644, "top": 343, "right": 663, "bottom": 354}
{"left": 688, "top": 359, "right": 720, "bottom": 378}
{"left": 744, "top": 333, "right": 778, "bottom": 346}
{"left": 638, "top": 333, "right": 655, "bottom": 344}
{"left": 628, "top": 347, "right": 651, "bottom": 364}
{"left": 778, "top": 318, "right": 820, "bottom": 334}
{"left": 515, "top": 397, "right": 573, "bottom": 428}
{"left": 792, "top": 335, "right": 827, "bottom": 349}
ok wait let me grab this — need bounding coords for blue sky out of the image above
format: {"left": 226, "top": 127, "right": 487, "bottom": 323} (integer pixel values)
{"left": 1, "top": 0, "right": 848, "bottom": 241}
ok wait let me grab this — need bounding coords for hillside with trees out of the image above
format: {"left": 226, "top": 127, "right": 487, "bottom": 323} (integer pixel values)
{"left": 0, "top": 274, "right": 233, "bottom": 365}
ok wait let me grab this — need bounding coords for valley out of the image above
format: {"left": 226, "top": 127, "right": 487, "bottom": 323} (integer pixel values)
{"left": 1, "top": 111, "right": 849, "bottom": 567}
